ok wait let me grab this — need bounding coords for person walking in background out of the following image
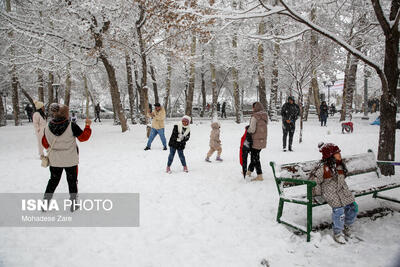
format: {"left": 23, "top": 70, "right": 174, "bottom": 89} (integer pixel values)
{"left": 330, "top": 103, "right": 336, "bottom": 116}
{"left": 246, "top": 102, "right": 268, "bottom": 181}
{"left": 42, "top": 103, "right": 92, "bottom": 212}
{"left": 25, "top": 104, "right": 33, "bottom": 122}
{"left": 94, "top": 103, "right": 101, "bottom": 122}
{"left": 221, "top": 102, "right": 227, "bottom": 118}
{"left": 320, "top": 101, "right": 329, "bottom": 126}
{"left": 311, "top": 143, "right": 358, "bottom": 244}
{"left": 33, "top": 101, "right": 47, "bottom": 158}
{"left": 281, "top": 96, "right": 299, "bottom": 152}
{"left": 166, "top": 115, "right": 191, "bottom": 173}
{"left": 205, "top": 122, "right": 222, "bottom": 162}
{"left": 71, "top": 112, "right": 77, "bottom": 123}
{"left": 144, "top": 103, "right": 167, "bottom": 151}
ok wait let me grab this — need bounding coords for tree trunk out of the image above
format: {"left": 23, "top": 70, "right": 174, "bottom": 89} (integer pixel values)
{"left": 185, "top": 35, "right": 196, "bottom": 118}
{"left": 232, "top": 51, "right": 240, "bottom": 123}
{"left": 6, "top": 0, "right": 19, "bottom": 126}
{"left": 0, "top": 94, "right": 5, "bottom": 126}
{"left": 20, "top": 85, "right": 35, "bottom": 107}
{"left": 99, "top": 54, "right": 128, "bottom": 132}
{"left": 11, "top": 71, "right": 20, "bottom": 126}
{"left": 143, "top": 87, "right": 149, "bottom": 124}
{"left": 210, "top": 42, "right": 218, "bottom": 120}
{"left": 149, "top": 63, "right": 159, "bottom": 104}
{"left": 232, "top": 0, "right": 241, "bottom": 123}
{"left": 257, "top": 20, "right": 267, "bottom": 110}
{"left": 64, "top": 62, "right": 71, "bottom": 107}
{"left": 88, "top": 90, "right": 97, "bottom": 118}
{"left": 344, "top": 56, "right": 359, "bottom": 120}
{"left": 48, "top": 72, "right": 54, "bottom": 104}
{"left": 164, "top": 51, "right": 172, "bottom": 113}
{"left": 200, "top": 51, "right": 206, "bottom": 118}
{"left": 377, "top": 0, "right": 399, "bottom": 176}
{"left": 132, "top": 55, "right": 141, "bottom": 113}
{"left": 38, "top": 69, "right": 44, "bottom": 102}
{"left": 125, "top": 53, "right": 135, "bottom": 124}
{"left": 340, "top": 52, "right": 352, "bottom": 121}
{"left": 270, "top": 41, "right": 280, "bottom": 121}
{"left": 303, "top": 86, "right": 312, "bottom": 121}
{"left": 136, "top": 7, "right": 147, "bottom": 120}
{"left": 310, "top": 5, "right": 321, "bottom": 117}
{"left": 83, "top": 74, "right": 90, "bottom": 118}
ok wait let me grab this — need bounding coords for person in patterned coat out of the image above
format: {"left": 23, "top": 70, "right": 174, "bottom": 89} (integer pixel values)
{"left": 310, "top": 143, "right": 358, "bottom": 244}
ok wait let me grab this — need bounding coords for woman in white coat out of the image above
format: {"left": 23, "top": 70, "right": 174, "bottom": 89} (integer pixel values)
{"left": 32, "top": 101, "right": 47, "bottom": 158}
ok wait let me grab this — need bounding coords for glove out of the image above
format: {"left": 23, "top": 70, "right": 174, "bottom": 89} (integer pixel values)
{"left": 314, "top": 195, "right": 325, "bottom": 204}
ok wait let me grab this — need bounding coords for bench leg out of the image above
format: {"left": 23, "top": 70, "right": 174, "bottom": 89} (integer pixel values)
{"left": 306, "top": 203, "right": 312, "bottom": 242}
{"left": 277, "top": 199, "right": 284, "bottom": 223}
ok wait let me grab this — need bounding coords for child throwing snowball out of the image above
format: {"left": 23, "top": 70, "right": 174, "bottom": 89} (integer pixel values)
{"left": 205, "top": 122, "right": 222, "bottom": 162}
{"left": 166, "top": 115, "right": 191, "bottom": 173}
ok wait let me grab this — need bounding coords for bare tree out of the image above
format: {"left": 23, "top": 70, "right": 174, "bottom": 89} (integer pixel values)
{"left": 272, "top": 0, "right": 399, "bottom": 175}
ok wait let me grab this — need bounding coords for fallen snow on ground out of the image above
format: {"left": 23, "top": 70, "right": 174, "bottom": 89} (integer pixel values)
{"left": 0, "top": 114, "right": 399, "bottom": 267}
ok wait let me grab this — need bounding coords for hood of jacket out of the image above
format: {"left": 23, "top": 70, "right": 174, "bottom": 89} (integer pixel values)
{"left": 253, "top": 102, "right": 264, "bottom": 113}
{"left": 211, "top": 122, "right": 220, "bottom": 129}
{"left": 253, "top": 110, "right": 268, "bottom": 122}
{"left": 48, "top": 118, "right": 70, "bottom": 136}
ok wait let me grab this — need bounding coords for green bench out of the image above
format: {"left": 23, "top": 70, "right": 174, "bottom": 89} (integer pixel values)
{"left": 270, "top": 150, "right": 400, "bottom": 242}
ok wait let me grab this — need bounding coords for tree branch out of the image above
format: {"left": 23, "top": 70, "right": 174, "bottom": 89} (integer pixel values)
{"left": 371, "top": 0, "right": 391, "bottom": 35}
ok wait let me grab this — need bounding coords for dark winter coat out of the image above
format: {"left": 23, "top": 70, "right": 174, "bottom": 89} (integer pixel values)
{"left": 168, "top": 124, "right": 190, "bottom": 150}
{"left": 242, "top": 126, "right": 253, "bottom": 151}
{"left": 320, "top": 103, "right": 329, "bottom": 117}
{"left": 25, "top": 105, "right": 33, "bottom": 115}
{"left": 281, "top": 101, "right": 300, "bottom": 123}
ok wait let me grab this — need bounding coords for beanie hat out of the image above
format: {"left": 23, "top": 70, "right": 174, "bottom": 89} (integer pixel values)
{"left": 50, "top": 103, "right": 69, "bottom": 119}
{"left": 154, "top": 103, "right": 161, "bottom": 107}
{"left": 319, "top": 143, "right": 341, "bottom": 160}
{"left": 34, "top": 101, "right": 44, "bottom": 110}
{"left": 182, "top": 115, "right": 191, "bottom": 123}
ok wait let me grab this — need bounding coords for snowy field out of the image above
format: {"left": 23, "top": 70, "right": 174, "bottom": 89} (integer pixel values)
{"left": 0, "top": 114, "right": 400, "bottom": 267}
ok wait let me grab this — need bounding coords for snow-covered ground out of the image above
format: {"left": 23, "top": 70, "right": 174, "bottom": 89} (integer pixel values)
{"left": 1, "top": 114, "right": 400, "bottom": 267}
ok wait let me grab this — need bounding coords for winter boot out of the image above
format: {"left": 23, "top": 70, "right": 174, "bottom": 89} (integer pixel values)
{"left": 166, "top": 166, "right": 171, "bottom": 174}
{"left": 183, "top": 166, "right": 188, "bottom": 173}
{"left": 333, "top": 233, "right": 346, "bottom": 244}
{"left": 283, "top": 147, "right": 287, "bottom": 152}
{"left": 288, "top": 147, "right": 293, "bottom": 152}
{"left": 251, "top": 174, "right": 264, "bottom": 181}
{"left": 216, "top": 156, "right": 223, "bottom": 162}
{"left": 70, "top": 198, "right": 80, "bottom": 212}
{"left": 163, "top": 147, "right": 167, "bottom": 151}
{"left": 343, "top": 225, "right": 353, "bottom": 240}
{"left": 246, "top": 171, "right": 252, "bottom": 177}
{"left": 144, "top": 146, "right": 150, "bottom": 151}
{"left": 205, "top": 157, "right": 211, "bottom": 162}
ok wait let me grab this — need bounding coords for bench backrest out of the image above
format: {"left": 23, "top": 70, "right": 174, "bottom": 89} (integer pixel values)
{"left": 273, "top": 150, "right": 378, "bottom": 188}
